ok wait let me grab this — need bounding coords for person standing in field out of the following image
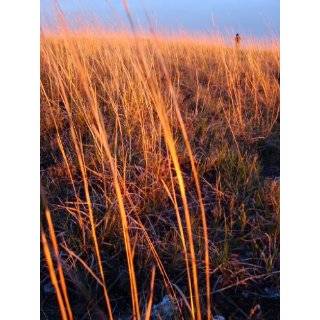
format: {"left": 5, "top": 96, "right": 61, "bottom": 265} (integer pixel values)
{"left": 235, "top": 33, "right": 241, "bottom": 47}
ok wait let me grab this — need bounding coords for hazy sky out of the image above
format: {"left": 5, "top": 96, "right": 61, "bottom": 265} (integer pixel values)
{"left": 41, "top": 0, "right": 279, "bottom": 38}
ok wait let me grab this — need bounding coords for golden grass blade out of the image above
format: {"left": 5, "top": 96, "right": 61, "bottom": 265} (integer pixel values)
{"left": 144, "top": 265, "right": 156, "bottom": 320}
{"left": 161, "top": 178, "right": 195, "bottom": 317}
{"left": 41, "top": 230, "right": 69, "bottom": 320}
{"left": 43, "top": 206, "right": 74, "bottom": 320}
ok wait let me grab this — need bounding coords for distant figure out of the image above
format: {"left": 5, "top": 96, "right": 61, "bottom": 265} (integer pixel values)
{"left": 235, "top": 33, "right": 241, "bottom": 47}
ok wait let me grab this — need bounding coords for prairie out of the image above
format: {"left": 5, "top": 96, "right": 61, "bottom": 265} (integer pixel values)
{"left": 40, "top": 31, "right": 279, "bottom": 319}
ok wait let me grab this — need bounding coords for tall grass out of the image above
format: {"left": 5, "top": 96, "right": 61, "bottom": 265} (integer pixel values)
{"left": 41, "top": 28, "right": 279, "bottom": 319}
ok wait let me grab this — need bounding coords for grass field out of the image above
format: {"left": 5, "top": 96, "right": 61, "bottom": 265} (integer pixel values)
{"left": 40, "top": 30, "right": 280, "bottom": 319}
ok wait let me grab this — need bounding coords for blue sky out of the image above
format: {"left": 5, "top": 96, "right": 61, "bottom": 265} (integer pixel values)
{"left": 41, "top": 0, "right": 279, "bottom": 38}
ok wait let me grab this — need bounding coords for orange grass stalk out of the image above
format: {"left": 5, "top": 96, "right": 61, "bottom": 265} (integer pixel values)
{"left": 161, "top": 177, "right": 196, "bottom": 316}
{"left": 144, "top": 266, "right": 156, "bottom": 320}
{"left": 43, "top": 206, "right": 74, "bottom": 320}
{"left": 41, "top": 230, "right": 69, "bottom": 320}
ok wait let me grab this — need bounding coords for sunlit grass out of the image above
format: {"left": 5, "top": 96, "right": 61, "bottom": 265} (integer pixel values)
{"left": 41, "top": 29, "right": 279, "bottom": 319}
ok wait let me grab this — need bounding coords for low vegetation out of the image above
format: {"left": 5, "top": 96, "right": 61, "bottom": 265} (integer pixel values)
{"left": 40, "top": 30, "right": 279, "bottom": 319}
